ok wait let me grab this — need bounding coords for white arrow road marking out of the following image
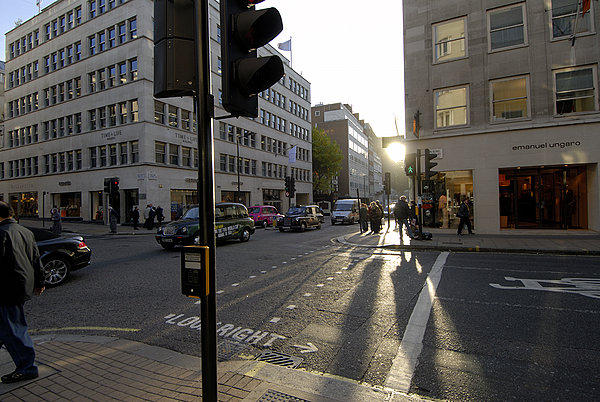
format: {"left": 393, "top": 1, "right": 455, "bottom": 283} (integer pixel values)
{"left": 293, "top": 342, "right": 318, "bottom": 353}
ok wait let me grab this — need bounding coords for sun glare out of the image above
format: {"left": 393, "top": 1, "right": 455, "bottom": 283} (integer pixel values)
{"left": 386, "top": 142, "right": 406, "bottom": 163}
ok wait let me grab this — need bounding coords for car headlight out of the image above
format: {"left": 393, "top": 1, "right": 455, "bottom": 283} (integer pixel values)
{"left": 179, "top": 227, "right": 188, "bottom": 234}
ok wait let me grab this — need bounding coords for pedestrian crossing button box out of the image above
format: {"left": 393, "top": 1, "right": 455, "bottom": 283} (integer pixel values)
{"left": 181, "top": 246, "right": 209, "bottom": 298}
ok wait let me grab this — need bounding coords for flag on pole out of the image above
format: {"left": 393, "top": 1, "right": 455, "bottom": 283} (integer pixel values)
{"left": 278, "top": 39, "right": 291, "bottom": 52}
{"left": 288, "top": 145, "right": 297, "bottom": 164}
{"left": 582, "top": 0, "right": 591, "bottom": 16}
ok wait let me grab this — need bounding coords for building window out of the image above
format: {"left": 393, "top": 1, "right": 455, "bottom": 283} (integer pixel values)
{"left": 551, "top": 0, "right": 593, "bottom": 39}
{"left": 168, "top": 105, "right": 178, "bottom": 127}
{"left": 129, "top": 58, "right": 138, "bottom": 80}
{"left": 183, "top": 147, "right": 192, "bottom": 167}
{"left": 90, "top": 148, "right": 97, "bottom": 168}
{"left": 89, "top": 109, "right": 97, "bottom": 130}
{"left": 130, "top": 141, "right": 139, "bottom": 163}
{"left": 109, "top": 104, "right": 117, "bottom": 126}
{"left": 129, "top": 18, "right": 137, "bottom": 39}
{"left": 119, "top": 61, "right": 127, "bottom": 83}
{"left": 75, "top": 41, "right": 82, "bottom": 60}
{"left": 433, "top": 17, "right": 466, "bottom": 62}
{"left": 120, "top": 142, "right": 128, "bottom": 164}
{"left": 119, "top": 102, "right": 127, "bottom": 123}
{"left": 108, "top": 65, "right": 116, "bottom": 87}
{"left": 155, "top": 142, "right": 166, "bottom": 163}
{"left": 90, "top": 0, "right": 97, "bottom": 18}
{"left": 108, "top": 27, "right": 116, "bottom": 47}
{"left": 435, "top": 86, "right": 468, "bottom": 128}
{"left": 118, "top": 22, "right": 126, "bottom": 44}
{"left": 89, "top": 35, "right": 96, "bottom": 55}
{"left": 130, "top": 100, "right": 139, "bottom": 122}
{"left": 491, "top": 76, "right": 529, "bottom": 121}
{"left": 99, "top": 145, "right": 107, "bottom": 167}
{"left": 182, "top": 110, "right": 191, "bottom": 130}
{"left": 169, "top": 144, "right": 179, "bottom": 165}
{"left": 109, "top": 144, "right": 117, "bottom": 165}
{"left": 555, "top": 66, "right": 597, "bottom": 114}
{"left": 98, "top": 31, "right": 106, "bottom": 52}
{"left": 155, "top": 101, "right": 165, "bottom": 124}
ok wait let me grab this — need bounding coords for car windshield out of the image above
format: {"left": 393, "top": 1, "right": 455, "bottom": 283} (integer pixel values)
{"left": 335, "top": 203, "right": 353, "bottom": 211}
{"left": 182, "top": 207, "right": 200, "bottom": 220}
{"left": 287, "top": 207, "right": 306, "bottom": 215}
{"left": 248, "top": 207, "right": 260, "bottom": 214}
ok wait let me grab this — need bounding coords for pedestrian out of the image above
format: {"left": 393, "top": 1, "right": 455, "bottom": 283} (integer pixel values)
{"left": 394, "top": 195, "right": 414, "bottom": 240}
{"left": 109, "top": 206, "right": 119, "bottom": 234}
{"left": 132, "top": 206, "right": 140, "bottom": 230}
{"left": 50, "top": 205, "right": 62, "bottom": 235}
{"left": 156, "top": 206, "right": 164, "bottom": 225}
{"left": 144, "top": 204, "right": 153, "bottom": 230}
{"left": 359, "top": 203, "right": 369, "bottom": 233}
{"left": 457, "top": 196, "right": 473, "bottom": 235}
{"left": 375, "top": 200, "right": 384, "bottom": 231}
{"left": 368, "top": 201, "right": 382, "bottom": 234}
{"left": 0, "top": 201, "right": 45, "bottom": 384}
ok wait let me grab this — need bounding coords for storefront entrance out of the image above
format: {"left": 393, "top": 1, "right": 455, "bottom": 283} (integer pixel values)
{"left": 499, "top": 166, "right": 587, "bottom": 229}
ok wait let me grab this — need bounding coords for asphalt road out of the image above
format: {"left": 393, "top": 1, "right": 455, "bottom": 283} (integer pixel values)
{"left": 23, "top": 224, "right": 600, "bottom": 400}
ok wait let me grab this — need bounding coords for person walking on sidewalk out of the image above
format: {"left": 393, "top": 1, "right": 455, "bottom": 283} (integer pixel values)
{"left": 359, "top": 203, "right": 369, "bottom": 233}
{"left": 144, "top": 204, "right": 154, "bottom": 230}
{"left": 132, "top": 206, "right": 140, "bottom": 230}
{"left": 394, "top": 195, "right": 414, "bottom": 240}
{"left": 50, "top": 205, "right": 62, "bottom": 235}
{"left": 368, "top": 201, "right": 382, "bottom": 234}
{"left": 155, "top": 206, "right": 164, "bottom": 226}
{"left": 457, "top": 196, "right": 473, "bottom": 235}
{"left": 0, "top": 201, "right": 45, "bottom": 384}
{"left": 109, "top": 206, "right": 119, "bottom": 234}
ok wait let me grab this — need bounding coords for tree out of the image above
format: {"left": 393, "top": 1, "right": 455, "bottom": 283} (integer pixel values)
{"left": 312, "top": 128, "right": 343, "bottom": 195}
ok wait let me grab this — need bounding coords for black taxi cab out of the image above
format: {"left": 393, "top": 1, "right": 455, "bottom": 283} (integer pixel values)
{"left": 155, "top": 202, "right": 255, "bottom": 249}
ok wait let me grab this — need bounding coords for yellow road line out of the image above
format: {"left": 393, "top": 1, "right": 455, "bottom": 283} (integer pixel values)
{"left": 33, "top": 326, "right": 140, "bottom": 333}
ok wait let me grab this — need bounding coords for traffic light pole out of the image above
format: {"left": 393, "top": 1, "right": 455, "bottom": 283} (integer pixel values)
{"left": 194, "top": 0, "right": 218, "bottom": 399}
{"left": 416, "top": 149, "right": 424, "bottom": 240}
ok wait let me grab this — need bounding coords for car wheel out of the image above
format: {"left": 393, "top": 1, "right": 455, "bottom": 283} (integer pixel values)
{"left": 161, "top": 243, "right": 176, "bottom": 250}
{"left": 240, "top": 228, "right": 251, "bottom": 242}
{"left": 331, "top": 220, "right": 336, "bottom": 225}
{"left": 43, "top": 255, "right": 70, "bottom": 286}
{"left": 300, "top": 222, "right": 307, "bottom": 232}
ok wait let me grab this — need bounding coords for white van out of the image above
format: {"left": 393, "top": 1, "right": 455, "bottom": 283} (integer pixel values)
{"left": 331, "top": 199, "right": 360, "bottom": 225}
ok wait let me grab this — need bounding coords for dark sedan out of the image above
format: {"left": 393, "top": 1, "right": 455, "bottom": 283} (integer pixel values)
{"left": 27, "top": 227, "right": 92, "bottom": 286}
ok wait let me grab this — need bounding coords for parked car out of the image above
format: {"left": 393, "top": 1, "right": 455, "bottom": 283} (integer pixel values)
{"left": 248, "top": 205, "right": 283, "bottom": 228}
{"left": 155, "top": 202, "right": 255, "bottom": 249}
{"left": 277, "top": 205, "right": 323, "bottom": 232}
{"left": 27, "top": 227, "right": 92, "bottom": 287}
{"left": 331, "top": 199, "right": 360, "bottom": 224}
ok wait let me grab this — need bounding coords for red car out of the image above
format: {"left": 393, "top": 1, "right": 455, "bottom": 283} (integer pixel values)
{"left": 248, "top": 205, "right": 283, "bottom": 228}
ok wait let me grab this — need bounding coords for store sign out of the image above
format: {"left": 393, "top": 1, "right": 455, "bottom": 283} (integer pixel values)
{"left": 511, "top": 140, "right": 582, "bottom": 151}
{"left": 58, "top": 181, "right": 72, "bottom": 186}
{"left": 175, "top": 133, "right": 195, "bottom": 145}
{"left": 101, "top": 130, "right": 123, "bottom": 141}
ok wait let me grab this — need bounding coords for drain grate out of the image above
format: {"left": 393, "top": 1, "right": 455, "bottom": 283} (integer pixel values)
{"left": 217, "top": 339, "right": 249, "bottom": 361}
{"left": 255, "top": 351, "right": 303, "bottom": 368}
{"left": 258, "top": 389, "right": 310, "bottom": 402}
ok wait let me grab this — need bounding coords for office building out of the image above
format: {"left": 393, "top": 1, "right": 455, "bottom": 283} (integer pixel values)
{"left": 1, "top": 0, "right": 312, "bottom": 221}
{"left": 403, "top": 0, "right": 599, "bottom": 233}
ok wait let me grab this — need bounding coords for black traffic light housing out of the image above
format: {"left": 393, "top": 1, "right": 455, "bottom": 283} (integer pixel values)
{"left": 290, "top": 176, "right": 296, "bottom": 197}
{"left": 104, "top": 178, "right": 111, "bottom": 193}
{"left": 154, "top": 0, "right": 196, "bottom": 98}
{"left": 384, "top": 172, "right": 391, "bottom": 195}
{"left": 284, "top": 176, "right": 291, "bottom": 196}
{"left": 424, "top": 149, "right": 438, "bottom": 179}
{"left": 220, "top": 0, "right": 285, "bottom": 117}
{"left": 110, "top": 177, "right": 120, "bottom": 196}
{"left": 404, "top": 153, "right": 417, "bottom": 176}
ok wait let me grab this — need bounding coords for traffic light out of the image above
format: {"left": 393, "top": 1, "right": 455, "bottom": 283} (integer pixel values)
{"left": 111, "top": 177, "right": 120, "bottom": 196}
{"left": 104, "top": 178, "right": 111, "bottom": 193}
{"left": 290, "top": 177, "right": 296, "bottom": 197}
{"left": 154, "top": 0, "right": 196, "bottom": 98}
{"left": 220, "top": 0, "right": 285, "bottom": 117}
{"left": 384, "top": 172, "right": 391, "bottom": 195}
{"left": 404, "top": 153, "right": 416, "bottom": 176}
{"left": 424, "top": 149, "right": 438, "bottom": 179}
{"left": 284, "top": 176, "right": 290, "bottom": 196}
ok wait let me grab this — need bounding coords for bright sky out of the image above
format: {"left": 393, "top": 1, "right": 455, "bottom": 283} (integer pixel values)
{"left": 1, "top": 0, "right": 405, "bottom": 138}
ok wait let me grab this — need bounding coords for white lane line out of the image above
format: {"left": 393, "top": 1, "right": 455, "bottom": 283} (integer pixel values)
{"left": 385, "top": 251, "right": 449, "bottom": 393}
{"left": 231, "top": 283, "right": 239, "bottom": 287}
{"left": 286, "top": 305, "right": 296, "bottom": 310}
{"left": 261, "top": 270, "right": 267, "bottom": 274}
{"left": 271, "top": 265, "right": 277, "bottom": 269}
{"left": 303, "top": 293, "right": 312, "bottom": 297}
{"left": 270, "top": 317, "right": 281, "bottom": 323}
{"left": 316, "top": 284, "right": 324, "bottom": 287}
{"left": 249, "top": 275, "right": 256, "bottom": 279}
{"left": 326, "top": 277, "right": 334, "bottom": 281}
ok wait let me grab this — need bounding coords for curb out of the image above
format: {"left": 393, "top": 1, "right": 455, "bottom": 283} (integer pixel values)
{"left": 336, "top": 235, "right": 600, "bottom": 256}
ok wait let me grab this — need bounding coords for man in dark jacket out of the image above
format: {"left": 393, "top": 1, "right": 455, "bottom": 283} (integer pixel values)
{"left": 393, "top": 195, "right": 414, "bottom": 239}
{"left": 0, "top": 201, "right": 45, "bottom": 384}
{"left": 457, "top": 196, "right": 473, "bottom": 235}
